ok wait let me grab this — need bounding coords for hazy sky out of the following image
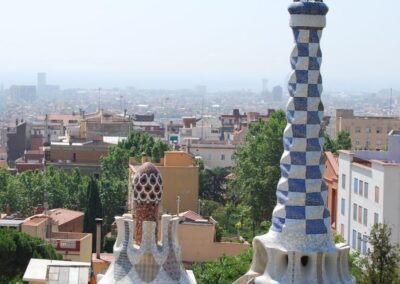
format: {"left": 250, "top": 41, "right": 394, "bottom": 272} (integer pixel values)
{"left": 0, "top": 0, "right": 398, "bottom": 92}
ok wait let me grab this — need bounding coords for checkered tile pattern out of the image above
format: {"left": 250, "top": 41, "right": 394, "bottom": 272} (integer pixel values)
{"left": 135, "top": 252, "right": 161, "bottom": 282}
{"left": 114, "top": 221, "right": 131, "bottom": 280}
{"left": 163, "top": 222, "right": 182, "bottom": 280}
{"left": 271, "top": 27, "right": 331, "bottom": 235}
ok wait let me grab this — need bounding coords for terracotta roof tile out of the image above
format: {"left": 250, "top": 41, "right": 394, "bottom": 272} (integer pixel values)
{"left": 179, "top": 210, "right": 207, "bottom": 222}
{"left": 49, "top": 208, "right": 84, "bottom": 226}
{"left": 24, "top": 216, "right": 48, "bottom": 226}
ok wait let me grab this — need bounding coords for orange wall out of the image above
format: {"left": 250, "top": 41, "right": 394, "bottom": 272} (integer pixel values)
{"left": 158, "top": 166, "right": 198, "bottom": 215}
{"left": 163, "top": 151, "right": 194, "bottom": 167}
{"left": 50, "top": 147, "right": 107, "bottom": 163}
{"left": 324, "top": 158, "right": 338, "bottom": 230}
{"left": 178, "top": 223, "right": 249, "bottom": 262}
{"left": 58, "top": 215, "right": 84, "bottom": 233}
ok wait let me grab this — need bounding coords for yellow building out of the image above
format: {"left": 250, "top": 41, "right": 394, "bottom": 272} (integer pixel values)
{"left": 128, "top": 151, "right": 199, "bottom": 215}
{"left": 50, "top": 231, "right": 92, "bottom": 262}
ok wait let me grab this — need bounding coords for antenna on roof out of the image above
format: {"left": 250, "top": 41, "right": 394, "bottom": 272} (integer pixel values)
{"left": 201, "top": 92, "right": 204, "bottom": 140}
{"left": 98, "top": 88, "right": 101, "bottom": 110}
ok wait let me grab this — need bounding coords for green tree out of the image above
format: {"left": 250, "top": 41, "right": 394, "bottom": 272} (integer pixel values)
{"left": 0, "top": 228, "right": 61, "bottom": 283}
{"left": 152, "top": 139, "right": 169, "bottom": 163}
{"left": 84, "top": 177, "right": 103, "bottom": 251}
{"left": 66, "top": 168, "right": 89, "bottom": 211}
{"left": 324, "top": 130, "right": 352, "bottom": 155}
{"left": 199, "top": 167, "right": 230, "bottom": 204}
{"left": 336, "top": 130, "right": 352, "bottom": 151}
{"left": 348, "top": 252, "right": 364, "bottom": 283}
{"left": 233, "top": 110, "right": 286, "bottom": 234}
{"left": 103, "top": 236, "right": 116, "bottom": 253}
{"left": 193, "top": 249, "right": 252, "bottom": 284}
{"left": 363, "top": 224, "right": 400, "bottom": 283}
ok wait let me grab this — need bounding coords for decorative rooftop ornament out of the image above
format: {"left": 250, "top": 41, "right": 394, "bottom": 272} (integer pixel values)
{"left": 132, "top": 162, "right": 163, "bottom": 245}
{"left": 97, "top": 162, "right": 194, "bottom": 283}
{"left": 235, "top": 1, "right": 354, "bottom": 283}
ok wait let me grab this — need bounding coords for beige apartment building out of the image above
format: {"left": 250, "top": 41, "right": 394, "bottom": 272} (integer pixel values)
{"left": 22, "top": 209, "right": 92, "bottom": 262}
{"left": 336, "top": 109, "right": 400, "bottom": 150}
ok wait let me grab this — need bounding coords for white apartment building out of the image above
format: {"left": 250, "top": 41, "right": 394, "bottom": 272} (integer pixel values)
{"left": 337, "top": 130, "right": 400, "bottom": 255}
{"left": 186, "top": 141, "right": 236, "bottom": 169}
{"left": 179, "top": 116, "right": 222, "bottom": 142}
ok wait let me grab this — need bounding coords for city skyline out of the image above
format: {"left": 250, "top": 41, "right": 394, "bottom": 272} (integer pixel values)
{"left": 0, "top": 0, "right": 398, "bottom": 92}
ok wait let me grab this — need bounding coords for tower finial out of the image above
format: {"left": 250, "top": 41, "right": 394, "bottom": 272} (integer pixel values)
{"left": 234, "top": 1, "right": 354, "bottom": 283}
{"left": 132, "top": 162, "right": 163, "bottom": 245}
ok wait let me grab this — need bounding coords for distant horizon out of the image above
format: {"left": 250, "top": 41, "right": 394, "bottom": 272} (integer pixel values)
{"left": 0, "top": 0, "right": 399, "bottom": 93}
{"left": 1, "top": 73, "right": 398, "bottom": 95}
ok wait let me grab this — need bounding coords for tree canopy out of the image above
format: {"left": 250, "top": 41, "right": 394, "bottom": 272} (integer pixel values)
{"left": 193, "top": 249, "right": 252, "bottom": 284}
{"left": 363, "top": 224, "right": 400, "bottom": 283}
{"left": 84, "top": 177, "right": 103, "bottom": 251}
{"left": 0, "top": 167, "right": 89, "bottom": 217}
{"left": 0, "top": 228, "right": 61, "bottom": 282}
{"left": 324, "top": 130, "right": 352, "bottom": 155}
{"left": 232, "top": 110, "right": 286, "bottom": 230}
{"left": 198, "top": 161, "right": 230, "bottom": 204}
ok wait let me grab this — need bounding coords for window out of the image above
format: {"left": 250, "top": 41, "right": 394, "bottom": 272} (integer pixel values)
{"left": 374, "top": 213, "right": 379, "bottom": 224}
{"left": 355, "top": 127, "right": 361, "bottom": 133}
{"left": 359, "top": 180, "right": 363, "bottom": 196}
{"left": 362, "top": 235, "right": 368, "bottom": 254}
{"left": 221, "top": 154, "right": 225, "bottom": 160}
{"left": 341, "top": 174, "right": 346, "bottom": 189}
{"left": 340, "top": 224, "right": 345, "bottom": 237}
{"left": 363, "top": 208, "right": 368, "bottom": 226}
{"left": 341, "top": 198, "right": 346, "bottom": 215}
{"left": 358, "top": 206, "right": 363, "bottom": 223}
{"left": 364, "top": 182, "right": 369, "bottom": 198}
{"left": 353, "top": 203, "right": 357, "bottom": 221}
{"left": 375, "top": 186, "right": 380, "bottom": 203}
{"left": 355, "top": 140, "right": 360, "bottom": 146}
{"left": 365, "top": 127, "right": 371, "bottom": 133}
{"left": 376, "top": 127, "right": 382, "bottom": 134}
{"left": 352, "top": 230, "right": 357, "bottom": 249}
{"left": 357, "top": 232, "right": 362, "bottom": 252}
{"left": 354, "top": 178, "right": 359, "bottom": 194}
{"left": 231, "top": 154, "right": 234, "bottom": 160}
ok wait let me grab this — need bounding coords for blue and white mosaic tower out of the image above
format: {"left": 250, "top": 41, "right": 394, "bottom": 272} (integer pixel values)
{"left": 271, "top": 0, "right": 331, "bottom": 249}
{"left": 235, "top": 1, "right": 354, "bottom": 283}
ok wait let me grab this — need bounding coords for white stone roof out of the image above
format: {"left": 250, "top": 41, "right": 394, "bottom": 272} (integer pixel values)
{"left": 23, "top": 258, "right": 90, "bottom": 282}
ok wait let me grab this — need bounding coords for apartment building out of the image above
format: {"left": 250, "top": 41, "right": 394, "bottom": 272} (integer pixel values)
{"left": 46, "top": 140, "right": 110, "bottom": 176}
{"left": 80, "top": 109, "right": 132, "bottom": 140}
{"left": 180, "top": 116, "right": 222, "bottom": 142}
{"left": 337, "top": 131, "right": 400, "bottom": 254}
{"left": 186, "top": 140, "right": 236, "bottom": 169}
{"left": 6, "top": 120, "right": 30, "bottom": 167}
{"left": 336, "top": 109, "right": 400, "bottom": 150}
